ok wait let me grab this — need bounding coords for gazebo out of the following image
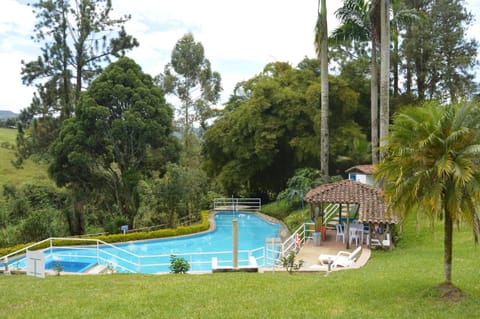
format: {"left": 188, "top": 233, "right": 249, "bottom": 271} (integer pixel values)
{"left": 304, "top": 179, "right": 398, "bottom": 249}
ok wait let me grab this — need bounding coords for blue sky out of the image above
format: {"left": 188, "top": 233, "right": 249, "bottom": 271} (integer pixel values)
{"left": 0, "top": 0, "right": 479, "bottom": 113}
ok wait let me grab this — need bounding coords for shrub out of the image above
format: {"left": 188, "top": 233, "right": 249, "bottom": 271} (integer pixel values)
{"left": 260, "top": 199, "right": 294, "bottom": 220}
{"left": 281, "top": 250, "right": 304, "bottom": 274}
{"left": 283, "top": 209, "right": 309, "bottom": 232}
{"left": 169, "top": 255, "right": 190, "bottom": 274}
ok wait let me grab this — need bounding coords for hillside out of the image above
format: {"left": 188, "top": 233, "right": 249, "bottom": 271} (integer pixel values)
{"left": 0, "top": 110, "right": 19, "bottom": 119}
{"left": 0, "top": 127, "right": 52, "bottom": 190}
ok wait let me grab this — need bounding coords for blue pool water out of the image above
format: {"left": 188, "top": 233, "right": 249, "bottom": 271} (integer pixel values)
{"left": 45, "top": 260, "right": 95, "bottom": 273}
{"left": 11, "top": 212, "right": 281, "bottom": 274}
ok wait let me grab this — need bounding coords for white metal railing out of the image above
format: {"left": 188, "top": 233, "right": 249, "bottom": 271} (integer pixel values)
{"left": 213, "top": 198, "right": 261, "bottom": 212}
{"left": 1, "top": 237, "right": 268, "bottom": 274}
{"left": 265, "top": 223, "right": 317, "bottom": 268}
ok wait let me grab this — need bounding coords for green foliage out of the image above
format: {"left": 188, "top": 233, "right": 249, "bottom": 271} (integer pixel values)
{"left": 402, "top": 0, "right": 478, "bottom": 102}
{"left": 158, "top": 32, "right": 221, "bottom": 133}
{"left": 377, "top": 101, "right": 480, "bottom": 284}
{"left": 16, "top": 0, "right": 138, "bottom": 166}
{"left": 49, "top": 57, "right": 179, "bottom": 228}
{"left": 104, "top": 216, "right": 130, "bottom": 235}
{"left": 137, "top": 164, "right": 208, "bottom": 228}
{"left": 280, "top": 250, "right": 304, "bottom": 274}
{"left": 276, "top": 168, "right": 342, "bottom": 205}
{"left": 277, "top": 168, "right": 320, "bottom": 203}
{"left": 0, "top": 116, "right": 18, "bottom": 128}
{"left": 19, "top": 208, "right": 68, "bottom": 243}
{"left": 0, "top": 183, "right": 69, "bottom": 246}
{"left": 169, "top": 255, "right": 190, "bottom": 274}
{"left": 259, "top": 199, "right": 295, "bottom": 221}
{"left": 283, "top": 210, "right": 309, "bottom": 232}
{"left": 203, "top": 60, "right": 369, "bottom": 197}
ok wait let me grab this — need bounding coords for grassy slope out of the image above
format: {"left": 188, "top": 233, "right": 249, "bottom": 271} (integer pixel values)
{"left": 0, "top": 128, "right": 52, "bottom": 189}
{"left": 1, "top": 215, "right": 479, "bottom": 318}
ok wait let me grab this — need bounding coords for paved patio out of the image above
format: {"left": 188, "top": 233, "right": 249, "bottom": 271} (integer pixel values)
{"left": 295, "top": 228, "right": 371, "bottom": 272}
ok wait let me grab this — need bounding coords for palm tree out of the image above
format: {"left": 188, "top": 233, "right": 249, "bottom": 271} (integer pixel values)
{"left": 315, "top": 0, "right": 329, "bottom": 178}
{"left": 376, "top": 101, "right": 480, "bottom": 287}
{"left": 332, "top": 0, "right": 380, "bottom": 164}
{"left": 331, "top": 0, "right": 422, "bottom": 163}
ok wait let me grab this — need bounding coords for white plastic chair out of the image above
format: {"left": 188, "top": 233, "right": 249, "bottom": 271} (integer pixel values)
{"left": 335, "top": 224, "right": 345, "bottom": 243}
{"left": 349, "top": 224, "right": 362, "bottom": 246}
{"left": 370, "top": 233, "right": 391, "bottom": 247}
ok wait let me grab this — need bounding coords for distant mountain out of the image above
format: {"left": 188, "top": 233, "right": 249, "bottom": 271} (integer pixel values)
{"left": 0, "top": 110, "right": 19, "bottom": 119}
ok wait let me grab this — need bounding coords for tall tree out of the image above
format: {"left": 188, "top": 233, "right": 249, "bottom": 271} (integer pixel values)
{"left": 49, "top": 57, "right": 179, "bottom": 230}
{"left": 379, "top": 0, "right": 390, "bottom": 156}
{"left": 390, "top": 1, "right": 424, "bottom": 97}
{"left": 402, "top": 0, "right": 478, "bottom": 102}
{"left": 203, "top": 61, "right": 366, "bottom": 197}
{"left": 376, "top": 101, "right": 480, "bottom": 289}
{"left": 158, "top": 33, "right": 222, "bottom": 167}
{"left": 315, "top": 0, "right": 329, "bottom": 178}
{"left": 21, "top": 0, "right": 138, "bottom": 118}
{"left": 16, "top": 0, "right": 138, "bottom": 167}
{"left": 332, "top": 0, "right": 380, "bottom": 164}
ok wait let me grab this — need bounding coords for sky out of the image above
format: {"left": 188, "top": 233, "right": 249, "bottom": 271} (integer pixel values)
{"left": 0, "top": 0, "right": 479, "bottom": 114}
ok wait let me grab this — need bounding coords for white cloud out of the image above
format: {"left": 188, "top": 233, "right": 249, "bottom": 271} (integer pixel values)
{"left": 0, "top": 0, "right": 479, "bottom": 113}
{"left": 0, "top": 0, "right": 38, "bottom": 112}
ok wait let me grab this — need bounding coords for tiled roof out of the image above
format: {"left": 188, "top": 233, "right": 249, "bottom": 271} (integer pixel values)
{"left": 304, "top": 179, "right": 398, "bottom": 224}
{"left": 345, "top": 164, "right": 376, "bottom": 175}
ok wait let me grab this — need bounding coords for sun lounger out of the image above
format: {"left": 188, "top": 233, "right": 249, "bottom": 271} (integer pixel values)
{"left": 318, "top": 246, "right": 362, "bottom": 268}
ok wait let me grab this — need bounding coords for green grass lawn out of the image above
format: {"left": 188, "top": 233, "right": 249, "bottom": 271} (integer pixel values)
{"left": 0, "top": 127, "right": 52, "bottom": 188}
{"left": 1, "top": 216, "right": 479, "bottom": 319}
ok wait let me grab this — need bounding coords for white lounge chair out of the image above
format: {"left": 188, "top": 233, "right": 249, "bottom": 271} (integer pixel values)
{"left": 318, "top": 246, "right": 362, "bottom": 268}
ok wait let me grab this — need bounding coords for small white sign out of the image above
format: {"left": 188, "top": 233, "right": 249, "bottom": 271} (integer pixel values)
{"left": 26, "top": 250, "right": 45, "bottom": 278}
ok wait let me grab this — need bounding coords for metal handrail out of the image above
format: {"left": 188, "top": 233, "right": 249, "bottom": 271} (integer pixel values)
{"left": 213, "top": 198, "right": 261, "bottom": 212}
{"left": 1, "top": 236, "right": 267, "bottom": 274}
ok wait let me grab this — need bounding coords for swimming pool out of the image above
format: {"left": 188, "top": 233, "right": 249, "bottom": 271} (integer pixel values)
{"left": 11, "top": 212, "right": 281, "bottom": 274}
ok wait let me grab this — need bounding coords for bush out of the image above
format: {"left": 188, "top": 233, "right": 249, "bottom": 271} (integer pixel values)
{"left": 260, "top": 199, "right": 295, "bottom": 221}
{"left": 169, "top": 255, "right": 190, "bottom": 274}
{"left": 281, "top": 250, "right": 304, "bottom": 274}
{"left": 283, "top": 209, "right": 309, "bottom": 232}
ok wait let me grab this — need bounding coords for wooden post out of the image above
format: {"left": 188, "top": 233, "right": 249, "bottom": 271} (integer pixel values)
{"left": 346, "top": 203, "right": 350, "bottom": 249}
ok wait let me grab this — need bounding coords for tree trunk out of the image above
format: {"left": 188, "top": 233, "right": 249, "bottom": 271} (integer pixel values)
{"left": 392, "top": 35, "right": 399, "bottom": 97}
{"left": 379, "top": 0, "right": 390, "bottom": 159}
{"left": 406, "top": 59, "right": 412, "bottom": 96}
{"left": 371, "top": 36, "right": 379, "bottom": 165}
{"left": 319, "top": 0, "right": 329, "bottom": 178}
{"left": 444, "top": 207, "right": 453, "bottom": 284}
{"left": 60, "top": 2, "right": 72, "bottom": 120}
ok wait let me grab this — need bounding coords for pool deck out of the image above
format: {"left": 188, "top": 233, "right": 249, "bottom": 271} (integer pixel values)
{"left": 263, "top": 228, "right": 371, "bottom": 273}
